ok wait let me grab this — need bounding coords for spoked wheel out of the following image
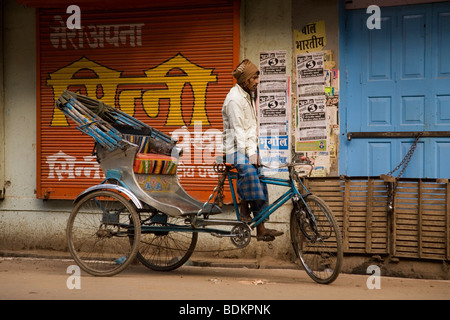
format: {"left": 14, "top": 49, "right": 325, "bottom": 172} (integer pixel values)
{"left": 137, "top": 213, "right": 197, "bottom": 271}
{"left": 67, "top": 190, "right": 141, "bottom": 277}
{"left": 290, "top": 194, "right": 343, "bottom": 284}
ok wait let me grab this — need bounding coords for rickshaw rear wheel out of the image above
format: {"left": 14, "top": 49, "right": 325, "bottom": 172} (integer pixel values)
{"left": 67, "top": 190, "right": 141, "bottom": 276}
{"left": 136, "top": 213, "right": 198, "bottom": 271}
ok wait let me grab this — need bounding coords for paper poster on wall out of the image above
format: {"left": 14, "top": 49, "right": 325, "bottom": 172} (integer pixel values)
{"left": 258, "top": 50, "right": 290, "bottom": 172}
{"left": 295, "top": 51, "right": 326, "bottom": 152}
{"left": 296, "top": 52, "right": 324, "bottom": 97}
{"left": 294, "top": 20, "right": 326, "bottom": 55}
{"left": 296, "top": 52, "right": 324, "bottom": 86}
{"left": 295, "top": 96, "right": 327, "bottom": 152}
{"left": 259, "top": 50, "right": 287, "bottom": 78}
{"left": 258, "top": 78, "right": 288, "bottom": 128}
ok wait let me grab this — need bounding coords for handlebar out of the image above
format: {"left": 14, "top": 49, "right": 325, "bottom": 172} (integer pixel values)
{"left": 213, "top": 155, "right": 315, "bottom": 177}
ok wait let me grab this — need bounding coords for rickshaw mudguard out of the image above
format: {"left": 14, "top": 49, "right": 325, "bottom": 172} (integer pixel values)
{"left": 73, "top": 184, "right": 144, "bottom": 210}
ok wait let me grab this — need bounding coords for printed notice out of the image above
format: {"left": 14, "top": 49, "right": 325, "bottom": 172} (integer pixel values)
{"left": 259, "top": 50, "right": 287, "bottom": 78}
{"left": 294, "top": 20, "right": 326, "bottom": 55}
{"left": 258, "top": 50, "right": 290, "bottom": 171}
{"left": 296, "top": 96, "right": 327, "bottom": 152}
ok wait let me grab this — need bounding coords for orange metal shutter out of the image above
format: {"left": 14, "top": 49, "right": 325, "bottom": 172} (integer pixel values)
{"left": 37, "top": 1, "right": 239, "bottom": 201}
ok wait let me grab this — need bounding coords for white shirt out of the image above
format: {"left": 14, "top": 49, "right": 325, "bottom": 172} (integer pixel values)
{"left": 222, "top": 84, "right": 258, "bottom": 158}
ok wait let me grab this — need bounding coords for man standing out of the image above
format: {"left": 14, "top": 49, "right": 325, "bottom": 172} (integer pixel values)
{"left": 222, "top": 59, "right": 283, "bottom": 241}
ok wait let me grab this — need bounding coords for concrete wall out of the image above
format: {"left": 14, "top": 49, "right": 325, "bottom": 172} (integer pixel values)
{"left": 0, "top": 0, "right": 80, "bottom": 251}
{"left": 292, "top": 0, "right": 339, "bottom": 68}
{"left": 236, "top": 0, "right": 294, "bottom": 259}
{"left": 0, "top": 1, "right": 5, "bottom": 199}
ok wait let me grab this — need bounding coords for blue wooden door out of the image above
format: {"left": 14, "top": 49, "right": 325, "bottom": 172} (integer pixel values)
{"left": 340, "top": 3, "right": 450, "bottom": 178}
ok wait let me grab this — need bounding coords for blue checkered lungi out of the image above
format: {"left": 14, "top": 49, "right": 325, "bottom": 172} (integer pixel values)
{"left": 226, "top": 152, "right": 268, "bottom": 215}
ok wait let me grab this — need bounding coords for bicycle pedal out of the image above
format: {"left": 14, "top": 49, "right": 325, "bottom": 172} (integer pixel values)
{"left": 254, "top": 235, "right": 275, "bottom": 242}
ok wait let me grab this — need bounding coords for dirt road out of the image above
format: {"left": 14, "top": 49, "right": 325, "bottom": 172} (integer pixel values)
{"left": 0, "top": 255, "right": 448, "bottom": 303}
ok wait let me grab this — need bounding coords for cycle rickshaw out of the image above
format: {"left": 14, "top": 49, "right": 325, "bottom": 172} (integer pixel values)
{"left": 58, "top": 91, "right": 343, "bottom": 284}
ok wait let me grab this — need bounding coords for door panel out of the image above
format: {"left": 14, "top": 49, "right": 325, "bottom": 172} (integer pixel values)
{"left": 436, "top": 10, "right": 450, "bottom": 77}
{"left": 341, "top": 3, "right": 450, "bottom": 178}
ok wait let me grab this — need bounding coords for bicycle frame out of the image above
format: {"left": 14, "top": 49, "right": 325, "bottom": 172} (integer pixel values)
{"left": 225, "top": 166, "right": 312, "bottom": 229}
{"left": 138, "top": 164, "right": 312, "bottom": 237}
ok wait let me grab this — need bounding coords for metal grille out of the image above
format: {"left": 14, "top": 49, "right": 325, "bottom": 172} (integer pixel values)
{"left": 36, "top": 1, "right": 239, "bottom": 200}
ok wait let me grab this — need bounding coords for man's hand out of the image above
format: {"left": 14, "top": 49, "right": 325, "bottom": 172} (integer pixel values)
{"left": 249, "top": 153, "right": 260, "bottom": 166}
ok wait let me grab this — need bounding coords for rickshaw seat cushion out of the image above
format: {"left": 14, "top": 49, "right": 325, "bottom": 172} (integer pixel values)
{"left": 124, "top": 133, "right": 175, "bottom": 156}
{"left": 133, "top": 153, "right": 178, "bottom": 175}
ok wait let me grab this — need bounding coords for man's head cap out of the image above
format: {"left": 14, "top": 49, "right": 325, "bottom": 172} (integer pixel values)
{"left": 232, "top": 59, "right": 259, "bottom": 85}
